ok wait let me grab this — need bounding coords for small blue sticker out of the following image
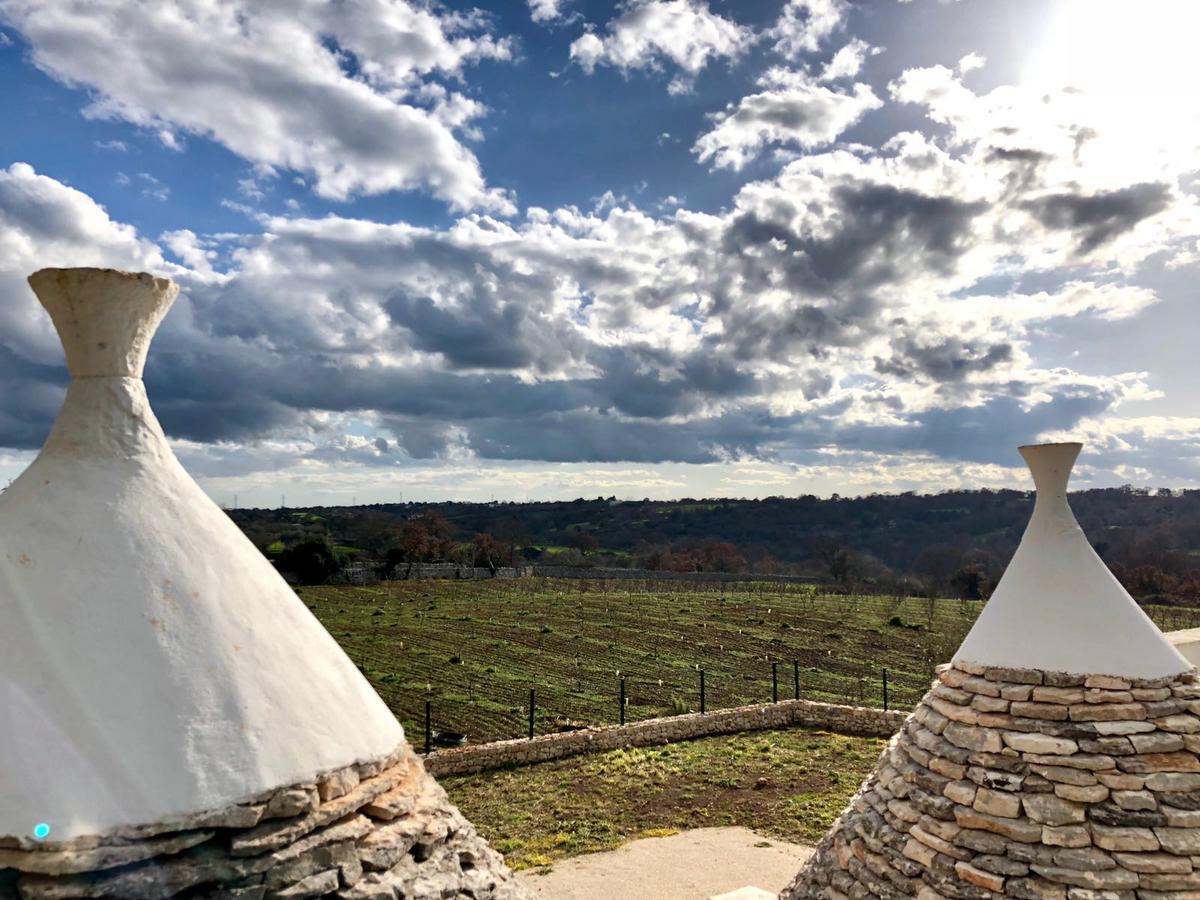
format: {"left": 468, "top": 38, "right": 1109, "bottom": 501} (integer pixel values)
{"left": 33, "top": 823, "right": 50, "bottom": 840}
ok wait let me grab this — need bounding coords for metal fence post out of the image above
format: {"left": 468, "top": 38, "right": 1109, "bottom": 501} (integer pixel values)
{"left": 424, "top": 699, "right": 432, "bottom": 755}
{"left": 700, "top": 669, "right": 706, "bottom": 714}
{"left": 882, "top": 669, "right": 889, "bottom": 712}
{"left": 793, "top": 660, "right": 800, "bottom": 700}
{"left": 528, "top": 688, "right": 536, "bottom": 739}
{"left": 619, "top": 676, "right": 626, "bottom": 726}
{"left": 772, "top": 660, "right": 778, "bottom": 703}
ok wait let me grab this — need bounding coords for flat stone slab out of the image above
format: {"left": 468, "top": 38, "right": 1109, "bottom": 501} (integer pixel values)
{"left": 516, "top": 827, "right": 812, "bottom": 900}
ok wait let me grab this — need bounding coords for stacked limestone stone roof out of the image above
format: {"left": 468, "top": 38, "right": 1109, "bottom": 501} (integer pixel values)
{"left": 0, "top": 268, "right": 521, "bottom": 900}
{"left": 783, "top": 443, "right": 1200, "bottom": 900}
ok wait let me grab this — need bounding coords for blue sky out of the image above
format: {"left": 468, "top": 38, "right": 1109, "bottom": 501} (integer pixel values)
{"left": 0, "top": 0, "right": 1197, "bottom": 505}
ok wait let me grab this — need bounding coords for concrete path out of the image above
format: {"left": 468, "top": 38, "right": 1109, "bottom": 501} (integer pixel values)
{"left": 515, "top": 826, "right": 812, "bottom": 900}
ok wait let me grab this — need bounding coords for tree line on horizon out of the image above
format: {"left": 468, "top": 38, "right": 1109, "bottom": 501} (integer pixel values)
{"left": 229, "top": 486, "right": 1200, "bottom": 605}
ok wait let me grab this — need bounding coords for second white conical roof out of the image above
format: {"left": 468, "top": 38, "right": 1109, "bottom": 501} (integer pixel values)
{"left": 954, "top": 442, "right": 1188, "bottom": 679}
{"left": 0, "top": 269, "right": 405, "bottom": 842}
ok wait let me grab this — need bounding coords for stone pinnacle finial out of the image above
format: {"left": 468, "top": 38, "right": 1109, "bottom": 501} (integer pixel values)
{"left": 1018, "top": 441, "right": 1080, "bottom": 499}
{"left": 952, "top": 441, "right": 1187, "bottom": 679}
{"left": 27, "top": 267, "right": 178, "bottom": 378}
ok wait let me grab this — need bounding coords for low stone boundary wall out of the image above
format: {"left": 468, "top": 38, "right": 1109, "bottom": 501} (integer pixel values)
{"left": 530, "top": 565, "right": 819, "bottom": 584}
{"left": 423, "top": 698, "right": 905, "bottom": 777}
{"left": 344, "top": 562, "right": 822, "bottom": 584}
{"left": 386, "top": 563, "right": 531, "bottom": 580}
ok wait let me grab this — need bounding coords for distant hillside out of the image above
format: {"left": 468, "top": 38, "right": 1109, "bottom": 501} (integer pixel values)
{"left": 229, "top": 486, "right": 1200, "bottom": 603}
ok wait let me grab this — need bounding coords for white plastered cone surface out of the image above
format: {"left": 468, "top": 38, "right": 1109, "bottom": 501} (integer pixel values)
{"left": 954, "top": 441, "right": 1188, "bottom": 679}
{"left": 0, "top": 269, "right": 405, "bottom": 842}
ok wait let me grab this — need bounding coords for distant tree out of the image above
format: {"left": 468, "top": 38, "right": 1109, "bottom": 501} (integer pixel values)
{"left": 571, "top": 530, "right": 601, "bottom": 554}
{"left": 387, "top": 510, "right": 456, "bottom": 570}
{"left": 1125, "top": 565, "right": 1178, "bottom": 600}
{"left": 472, "top": 533, "right": 502, "bottom": 571}
{"left": 635, "top": 542, "right": 673, "bottom": 571}
{"left": 747, "top": 547, "right": 780, "bottom": 574}
{"left": 950, "top": 564, "right": 991, "bottom": 601}
{"left": 492, "top": 517, "right": 530, "bottom": 566}
{"left": 700, "top": 540, "right": 745, "bottom": 573}
{"left": 344, "top": 510, "right": 399, "bottom": 556}
{"left": 819, "top": 542, "right": 858, "bottom": 589}
{"left": 1178, "top": 571, "right": 1200, "bottom": 605}
{"left": 276, "top": 539, "right": 341, "bottom": 585}
{"left": 912, "top": 543, "right": 965, "bottom": 591}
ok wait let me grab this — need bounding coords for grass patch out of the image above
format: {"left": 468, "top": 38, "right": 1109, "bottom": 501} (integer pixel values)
{"left": 442, "top": 727, "right": 881, "bottom": 870}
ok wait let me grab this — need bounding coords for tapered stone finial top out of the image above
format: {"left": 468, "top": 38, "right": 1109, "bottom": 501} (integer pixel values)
{"left": 1018, "top": 441, "right": 1081, "bottom": 500}
{"left": 953, "top": 441, "right": 1189, "bottom": 678}
{"left": 27, "top": 267, "right": 178, "bottom": 378}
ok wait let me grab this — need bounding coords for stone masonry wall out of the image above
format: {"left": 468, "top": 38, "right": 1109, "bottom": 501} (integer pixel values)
{"left": 425, "top": 698, "right": 906, "bottom": 778}
{"left": 783, "top": 662, "right": 1200, "bottom": 899}
{"left": 529, "top": 566, "right": 819, "bottom": 584}
{"left": 0, "top": 749, "right": 523, "bottom": 900}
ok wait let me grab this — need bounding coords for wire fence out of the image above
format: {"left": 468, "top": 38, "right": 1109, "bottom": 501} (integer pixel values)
{"left": 306, "top": 577, "right": 1200, "bottom": 751}
{"left": 413, "top": 657, "right": 920, "bottom": 752}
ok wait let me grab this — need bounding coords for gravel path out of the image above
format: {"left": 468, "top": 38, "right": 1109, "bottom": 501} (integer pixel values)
{"left": 515, "top": 826, "right": 812, "bottom": 900}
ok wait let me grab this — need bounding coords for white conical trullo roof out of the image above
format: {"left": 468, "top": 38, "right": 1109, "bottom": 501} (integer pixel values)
{"left": 954, "top": 441, "right": 1188, "bottom": 679}
{"left": 0, "top": 268, "right": 405, "bottom": 842}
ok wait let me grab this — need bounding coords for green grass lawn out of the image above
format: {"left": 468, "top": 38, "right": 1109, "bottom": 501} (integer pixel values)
{"left": 442, "top": 726, "right": 884, "bottom": 871}
{"left": 302, "top": 578, "right": 1200, "bottom": 745}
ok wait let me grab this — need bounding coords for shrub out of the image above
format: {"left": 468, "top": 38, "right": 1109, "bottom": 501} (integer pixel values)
{"left": 887, "top": 615, "right": 924, "bottom": 631}
{"left": 275, "top": 539, "right": 340, "bottom": 585}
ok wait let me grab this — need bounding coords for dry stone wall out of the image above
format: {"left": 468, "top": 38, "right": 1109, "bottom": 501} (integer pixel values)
{"left": 425, "top": 698, "right": 905, "bottom": 777}
{"left": 385, "top": 564, "right": 529, "bottom": 581}
{"left": 0, "top": 749, "right": 523, "bottom": 900}
{"left": 783, "top": 661, "right": 1200, "bottom": 899}
{"left": 529, "top": 566, "right": 818, "bottom": 584}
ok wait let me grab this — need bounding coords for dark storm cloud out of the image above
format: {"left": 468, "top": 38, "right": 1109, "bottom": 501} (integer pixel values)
{"left": 722, "top": 183, "right": 985, "bottom": 298}
{"left": 587, "top": 345, "right": 768, "bottom": 419}
{"left": 874, "top": 334, "right": 1013, "bottom": 382}
{"left": 384, "top": 283, "right": 580, "bottom": 373}
{"left": 142, "top": 351, "right": 597, "bottom": 443}
{"left": 0, "top": 342, "right": 67, "bottom": 448}
{"left": 803, "top": 385, "right": 1117, "bottom": 466}
{"left": 711, "top": 181, "right": 987, "bottom": 364}
{"left": 1023, "top": 182, "right": 1172, "bottom": 255}
{"left": 986, "top": 147, "right": 1052, "bottom": 196}
{"left": 379, "top": 418, "right": 454, "bottom": 459}
{"left": 463, "top": 408, "right": 779, "bottom": 464}
{"left": 456, "top": 380, "right": 1115, "bottom": 467}
{"left": 151, "top": 394, "right": 306, "bottom": 443}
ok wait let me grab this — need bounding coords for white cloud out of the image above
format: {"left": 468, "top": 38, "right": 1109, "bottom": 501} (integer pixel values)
{"left": 161, "top": 229, "right": 223, "bottom": 280}
{"left": 569, "top": 0, "right": 751, "bottom": 88}
{"left": 137, "top": 172, "right": 169, "bottom": 202}
{"left": 819, "top": 38, "right": 877, "bottom": 82}
{"left": 0, "top": 0, "right": 517, "bottom": 213}
{"left": 769, "top": 0, "right": 846, "bottom": 60}
{"left": 957, "top": 52, "right": 985, "bottom": 74}
{"left": 529, "top": 0, "right": 566, "bottom": 24}
{"left": 693, "top": 68, "right": 881, "bottom": 170}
